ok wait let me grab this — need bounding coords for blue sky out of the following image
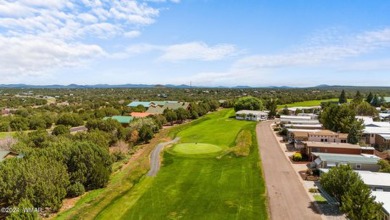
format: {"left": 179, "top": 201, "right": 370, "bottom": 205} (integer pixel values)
{"left": 1, "top": 0, "right": 390, "bottom": 87}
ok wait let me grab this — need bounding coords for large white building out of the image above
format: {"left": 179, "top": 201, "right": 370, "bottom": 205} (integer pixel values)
{"left": 235, "top": 110, "right": 268, "bottom": 121}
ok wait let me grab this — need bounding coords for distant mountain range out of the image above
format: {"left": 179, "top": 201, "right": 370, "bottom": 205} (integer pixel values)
{"left": 0, "top": 83, "right": 388, "bottom": 89}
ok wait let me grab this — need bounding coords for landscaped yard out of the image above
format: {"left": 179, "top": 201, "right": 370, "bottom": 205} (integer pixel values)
{"left": 93, "top": 109, "right": 268, "bottom": 220}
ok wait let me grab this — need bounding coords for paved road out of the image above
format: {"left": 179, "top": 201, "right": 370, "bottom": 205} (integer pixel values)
{"left": 257, "top": 121, "right": 322, "bottom": 220}
{"left": 147, "top": 137, "right": 180, "bottom": 176}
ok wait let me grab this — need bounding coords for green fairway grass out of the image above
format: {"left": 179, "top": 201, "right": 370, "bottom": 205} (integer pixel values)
{"left": 171, "top": 143, "right": 223, "bottom": 155}
{"left": 277, "top": 98, "right": 351, "bottom": 109}
{"left": 95, "top": 109, "right": 268, "bottom": 219}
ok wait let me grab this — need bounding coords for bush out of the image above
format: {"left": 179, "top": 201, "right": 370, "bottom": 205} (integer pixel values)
{"left": 67, "top": 182, "right": 85, "bottom": 198}
{"left": 292, "top": 152, "right": 302, "bottom": 161}
{"left": 309, "top": 188, "right": 319, "bottom": 193}
{"left": 279, "top": 128, "right": 288, "bottom": 136}
{"left": 112, "top": 151, "right": 126, "bottom": 162}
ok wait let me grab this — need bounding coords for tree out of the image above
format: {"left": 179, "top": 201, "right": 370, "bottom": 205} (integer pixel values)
{"left": 52, "top": 125, "right": 70, "bottom": 136}
{"left": 366, "top": 92, "right": 374, "bottom": 103}
{"left": 320, "top": 165, "right": 360, "bottom": 204}
{"left": 378, "top": 159, "right": 390, "bottom": 173}
{"left": 164, "top": 109, "right": 177, "bottom": 125}
{"left": 352, "top": 90, "right": 364, "bottom": 105}
{"left": 265, "top": 99, "right": 277, "bottom": 119}
{"left": 139, "top": 125, "right": 154, "bottom": 143}
{"left": 347, "top": 123, "right": 360, "bottom": 144}
{"left": 355, "top": 102, "right": 378, "bottom": 117}
{"left": 341, "top": 180, "right": 383, "bottom": 220}
{"left": 6, "top": 199, "right": 39, "bottom": 220}
{"left": 282, "top": 105, "right": 289, "bottom": 115}
{"left": 339, "top": 90, "right": 347, "bottom": 104}
{"left": 371, "top": 94, "right": 380, "bottom": 107}
{"left": 175, "top": 108, "right": 190, "bottom": 123}
{"left": 320, "top": 104, "right": 361, "bottom": 133}
{"left": 234, "top": 96, "right": 264, "bottom": 111}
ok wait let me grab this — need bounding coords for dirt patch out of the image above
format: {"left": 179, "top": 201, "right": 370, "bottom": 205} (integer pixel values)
{"left": 298, "top": 170, "right": 320, "bottom": 181}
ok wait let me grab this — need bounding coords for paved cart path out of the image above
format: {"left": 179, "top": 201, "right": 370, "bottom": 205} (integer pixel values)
{"left": 257, "top": 121, "right": 322, "bottom": 220}
{"left": 147, "top": 137, "right": 180, "bottom": 176}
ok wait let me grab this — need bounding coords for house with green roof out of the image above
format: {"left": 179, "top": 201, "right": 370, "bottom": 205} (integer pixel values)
{"left": 104, "top": 116, "right": 133, "bottom": 125}
{"left": 127, "top": 101, "right": 151, "bottom": 108}
{"left": 0, "top": 150, "right": 20, "bottom": 162}
{"left": 311, "top": 152, "right": 380, "bottom": 171}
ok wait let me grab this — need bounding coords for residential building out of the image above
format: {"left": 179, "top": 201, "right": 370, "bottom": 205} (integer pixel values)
{"left": 310, "top": 152, "right": 380, "bottom": 171}
{"left": 235, "top": 110, "right": 268, "bottom": 121}
{"left": 104, "top": 116, "right": 133, "bottom": 125}
{"left": 304, "top": 142, "right": 375, "bottom": 160}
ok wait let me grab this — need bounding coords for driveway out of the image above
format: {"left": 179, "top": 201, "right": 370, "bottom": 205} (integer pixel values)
{"left": 257, "top": 121, "right": 322, "bottom": 220}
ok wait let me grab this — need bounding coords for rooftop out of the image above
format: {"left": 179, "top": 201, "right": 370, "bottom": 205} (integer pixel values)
{"left": 280, "top": 115, "right": 312, "bottom": 120}
{"left": 236, "top": 110, "right": 268, "bottom": 115}
{"left": 312, "top": 152, "right": 380, "bottom": 164}
{"left": 363, "top": 127, "right": 390, "bottom": 134}
{"left": 104, "top": 116, "right": 133, "bottom": 124}
{"left": 319, "top": 169, "right": 390, "bottom": 188}
{"left": 371, "top": 191, "right": 390, "bottom": 215}
{"left": 304, "top": 142, "right": 365, "bottom": 149}
{"left": 287, "top": 120, "right": 320, "bottom": 124}
{"left": 127, "top": 101, "right": 151, "bottom": 108}
{"left": 0, "top": 150, "right": 10, "bottom": 162}
{"left": 130, "top": 112, "right": 152, "bottom": 118}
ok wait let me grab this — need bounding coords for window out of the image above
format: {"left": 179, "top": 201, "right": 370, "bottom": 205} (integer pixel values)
{"left": 321, "top": 139, "right": 324, "bottom": 142}
{"left": 356, "top": 164, "right": 361, "bottom": 169}
{"left": 371, "top": 134, "right": 374, "bottom": 137}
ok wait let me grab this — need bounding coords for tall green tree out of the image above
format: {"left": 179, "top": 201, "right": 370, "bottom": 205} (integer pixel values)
{"left": 265, "top": 99, "right": 278, "bottom": 119}
{"left": 320, "top": 165, "right": 360, "bottom": 205}
{"left": 341, "top": 180, "right": 383, "bottom": 220}
{"left": 339, "top": 90, "right": 347, "bottom": 104}
{"left": 366, "top": 92, "right": 374, "bottom": 103}
{"left": 282, "top": 105, "right": 289, "bottom": 115}
{"left": 371, "top": 94, "right": 380, "bottom": 107}
{"left": 352, "top": 91, "right": 363, "bottom": 105}
{"left": 320, "top": 104, "right": 361, "bottom": 133}
{"left": 347, "top": 123, "right": 361, "bottom": 144}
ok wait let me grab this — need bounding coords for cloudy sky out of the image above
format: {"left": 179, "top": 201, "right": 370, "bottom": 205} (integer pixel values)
{"left": 1, "top": 0, "right": 390, "bottom": 87}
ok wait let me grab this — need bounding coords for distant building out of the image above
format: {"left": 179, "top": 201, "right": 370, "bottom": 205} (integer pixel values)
{"left": 304, "top": 142, "right": 375, "bottom": 160}
{"left": 104, "top": 116, "right": 133, "bottom": 126}
{"left": 235, "top": 110, "right": 268, "bottom": 121}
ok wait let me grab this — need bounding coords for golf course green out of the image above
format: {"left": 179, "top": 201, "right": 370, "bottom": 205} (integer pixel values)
{"left": 171, "top": 143, "right": 224, "bottom": 155}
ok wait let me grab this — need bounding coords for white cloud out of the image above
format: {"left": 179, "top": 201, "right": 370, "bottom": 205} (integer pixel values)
{"left": 0, "top": 35, "right": 104, "bottom": 77}
{"left": 124, "top": 30, "right": 141, "bottom": 38}
{"left": 160, "top": 42, "right": 237, "bottom": 61}
{"left": 0, "top": 0, "right": 174, "bottom": 78}
{"left": 125, "top": 42, "right": 238, "bottom": 61}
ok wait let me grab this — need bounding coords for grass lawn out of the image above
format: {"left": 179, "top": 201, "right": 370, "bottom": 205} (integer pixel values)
{"left": 277, "top": 98, "right": 352, "bottom": 109}
{"left": 0, "top": 132, "right": 17, "bottom": 139}
{"left": 314, "top": 195, "right": 327, "bottom": 202}
{"left": 170, "top": 143, "right": 223, "bottom": 155}
{"left": 96, "top": 109, "right": 268, "bottom": 219}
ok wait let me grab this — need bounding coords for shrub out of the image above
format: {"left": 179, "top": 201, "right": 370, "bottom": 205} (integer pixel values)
{"left": 279, "top": 128, "right": 288, "bottom": 136}
{"left": 309, "top": 188, "right": 319, "bottom": 193}
{"left": 292, "top": 152, "right": 302, "bottom": 161}
{"left": 67, "top": 182, "right": 85, "bottom": 198}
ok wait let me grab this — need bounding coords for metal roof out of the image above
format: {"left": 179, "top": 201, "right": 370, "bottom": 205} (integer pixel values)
{"left": 0, "top": 150, "right": 10, "bottom": 162}
{"left": 363, "top": 127, "right": 390, "bottom": 134}
{"left": 236, "top": 110, "right": 268, "bottom": 116}
{"left": 304, "top": 141, "right": 363, "bottom": 149}
{"left": 320, "top": 169, "right": 390, "bottom": 188}
{"left": 372, "top": 191, "right": 390, "bottom": 215}
{"left": 104, "top": 116, "right": 133, "bottom": 124}
{"left": 127, "top": 101, "right": 151, "bottom": 108}
{"left": 312, "top": 152, "right": 380, "bottom": 164}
